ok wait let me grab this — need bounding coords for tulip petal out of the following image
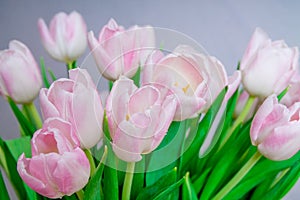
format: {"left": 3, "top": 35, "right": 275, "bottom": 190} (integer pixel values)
{"left": 258, "top": 122, "right": 300, "bottom": 160}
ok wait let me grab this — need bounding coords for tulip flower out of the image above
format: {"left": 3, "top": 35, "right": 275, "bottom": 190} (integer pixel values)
{"left": 38, "top": 11, "right": 87, "bottom": 63}
{"left": 281, "top": 74, "right": 300, "bottom": 107}
{"left": 40, "top": 68, "right": 104, "bottom": 149}
{"left": 142, "top": 45, "right": 239, "bottom": 121}
{"left": 88, "top": 18, "right": 155, "bottom": 80}
{"left": 17, "top": 118, "right": 90, "bottom": 199}
{"left": 0, "top": 40, "right": 42, "bottom": 104}
{"left": 106, "top": 76, "right": 177, "bottom": 162}
{"left": 250, "top": 95, "right": 300, "bottom": 161}
{"left": 240, "top": 28, "right": 298, "bottom": 98}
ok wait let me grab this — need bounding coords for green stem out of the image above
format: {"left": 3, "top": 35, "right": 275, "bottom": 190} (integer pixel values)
{"left": 212, "top": 151, "right": 262, "bottom": 200}
{"left": 76, "top": 189, "right": 84, "bottom": 200}
{"left": 84, "top": 149, "right": 96, "bottom": 176}
{"left": 219, "top": 95, "right": 256, "bottom": 149}
{"left": 122, "top": 162, "right": 135, "bottom": 200}
{"left": 67, "top": 62, "right": 73, "bottom": 71}
{"left": 23, "top": 102, "right": 42, "bottom": 129}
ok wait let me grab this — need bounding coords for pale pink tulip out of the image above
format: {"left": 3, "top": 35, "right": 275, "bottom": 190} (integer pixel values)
{"left": 281, "top": 74, "right": 300, "bottom": 107}
{"left": 106, "top": 76, "right": 177, "bottom": 162}
{"left": 250, "top": 95, "right": 300, "bottom": 160}
{"left": 17, "top": 118, "right": 90, "bottom": 199}
{"left": 0, "top": 40, "right": 42, "bottom": 103}
{"left": 142, "top": 45, "right": 239, "bottom": 121}
{"left": 240, "top": 28, "right": 298, "bottom": 98}
{"left": 38, "top": 11, "right": 87, "bottom": 63}
{"left": 40, "top": 68, "right": 104, "bottom": 149}
{"left": 88, "top": 18, "right": 155, "bottom": 80}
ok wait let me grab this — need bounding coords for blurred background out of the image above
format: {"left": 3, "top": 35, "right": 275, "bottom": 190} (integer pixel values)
{"left": 0, "top": 0, "right": 299, "bottom": 199}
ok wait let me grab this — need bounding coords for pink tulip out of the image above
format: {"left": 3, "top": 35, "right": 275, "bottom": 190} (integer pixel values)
{"left": 240, "top": 28, "right": 298, "bottom": 98}
{"left": 88, "top": 18, "right": 155, "bottom": 80}
{"left": 142, "top": 45, "right": 238, "bottom": 121}
{"left": 250, "top": 95, "right": 300, "bottom": 160}
{"left": 38, "top": 11, "right": 87, "bottom": 63}
{"left": 0, "top": 40, "right": 42, "bottom": 103}
{"left": 281, "top": 74, "right": 300, "bottom": 107}
{"left": 17, "top": 118, "right": 90, "bottom": 199}
{"left": 40, "top": 68, "right": 104, "bottom": 149}
{"left": 106, "top": 76, "right": 177, "bottom": 162}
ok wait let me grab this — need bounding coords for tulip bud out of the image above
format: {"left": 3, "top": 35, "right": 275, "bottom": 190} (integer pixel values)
{"left": 17, "top": 118, "right": 90, "bottom": 199}
{"left": 106, "top": 76, "right": 177, "bottom": 162}
{"left": 40, "top": 68, "right": 104, "bottom": 149}
{"left": 250, "top": 95, "right": 300, "bottom": 160}
{"left": 88, "top": 18, "right": 155, "bottom": 80}
{"left": 240, "top": 28, "right": 298, "bottom": 98}
{"left": 0, "top": 40, "right": 42, "bottom": 103}
{"left": 38, "top": 11, "right": 87, "bottom": 63}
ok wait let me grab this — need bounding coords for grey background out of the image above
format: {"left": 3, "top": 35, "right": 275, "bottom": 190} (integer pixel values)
{"left": 0, "top": 0, "right": 299, "bottom": 199}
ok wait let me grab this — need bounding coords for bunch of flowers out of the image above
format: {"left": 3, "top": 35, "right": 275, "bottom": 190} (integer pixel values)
{"left": 0, "top": 11, "right": 299, "bottom": 200}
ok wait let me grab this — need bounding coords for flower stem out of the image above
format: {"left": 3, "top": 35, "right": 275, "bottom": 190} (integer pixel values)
{"left": 23, "top": 102, "right": 42, "bottom": 129}
{"left": 212, "top": 151, "right": 262, "bottom": 200}
{"left": 84, "top": 149, "right": 96, "bottom": 176}
{"left": 67, "top": 62, "right": 73, "bottom": 71}
{"left": 218, "top": 95, "right": 256, "bottom": 149}
{"left": 122, "top": 162, "right": 135, "bottom": 200}
{"left": 76, "top": 189, "right": 84, "bottom": 200}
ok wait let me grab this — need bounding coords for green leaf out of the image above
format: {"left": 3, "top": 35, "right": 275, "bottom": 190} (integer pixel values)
{"left": 192, "top": 167, "right": 211, "bottom": 194}
{"left": 40, "top": 57, "right": 50, "bottom": 88}
{"left": 181, "top": 87, "right": 227, "bottom": 172}
{"left": 47, "top": 68, "right": 57, "bottom": 82}
{"left": 182, "top": 172, "right": 197, "bottom": 200}
{"left": 7, "top": 97, "right": 36, "bottom": 137}
{"left": 132, "top": 66, "right": 141, "bottom": 87}
{"left": 71, "top": 60, "right": 77, "bottom": 69}
{"left": 225, "top": 151, "right": 300, "bottom": 199}
{"left": 84, "top": 146, "right": 108, "bottom": 200}
{"left": 109, "top": 81, "right": 114, "bottom": 91}
{"left": 152, "top": 177, "right": 184, "bottom": 200}
{"left": 137, "top": 167, "right": 177, "bottom": 200}
{"left": 103, "top": 141, "right": 119, "bottom": 200}
{"left": 0, "top": 170, "right": 10, "bottom": 200}
{"left": 259, "top": 160, "right": 300, "bottom": 200}
{"left": 145, "top": 121, "right": 185, "bottom": 186}
{"left": 277, "top": 85, "right": 290, "bottom": 102}
{"left": 199, "top": 122, "right": 251, "bottom": 200}
{"left": 0, "top": 136, "right": 37, "bottom": 200}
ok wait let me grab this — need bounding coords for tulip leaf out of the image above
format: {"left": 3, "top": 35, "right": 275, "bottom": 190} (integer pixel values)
{"left": 40, "top": 57, "right": 50, "bottom": 88}
{"left": 255, "top": 159, "right": 300, "bottom": 200}
{"left": 7, "top": 97, "right": 36, "bottom": 137}
{"left": 277, "top": 85, "right": 290, "bottom": 102}
{"left": 225, "top": 151, "right": 300, "bottom": 199}
{"left": 137, "top": 167, "right": 177, "bottom": 200}
{"left": 181, "top": 87, "right": 227, "bottom": 173}
{"left": 84, "top": 146, "right": 108, "bottom": 200}
{"left": 182, "top": 172, "right": 198, "bottom": 200}
{"left": 103, "top": 142, "right": 119, "bottom": 200}
{"left": 0, "top": 170, "right": 10, "bottom": 200}
{"left": 152, "top": 177, "right": 184, "bottom": 200}
{"left": 199, "top": 122, "right": 251, "bottom": 200}
{"left": 0, "top": 136, "right": 37, "bottom": 200}
{"left": 132, "top": 66, "right": 141, "bottom": 87}
{"left": 192, "top": 167, "right": 211, "bottom": 195}
{"left": 47, "top": 69, "right": 57, "bottom": 82}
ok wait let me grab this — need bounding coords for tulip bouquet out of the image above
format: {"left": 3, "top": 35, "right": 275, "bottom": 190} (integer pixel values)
{"left": 0, "top": 11, "right": 299, "bottom": 200}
